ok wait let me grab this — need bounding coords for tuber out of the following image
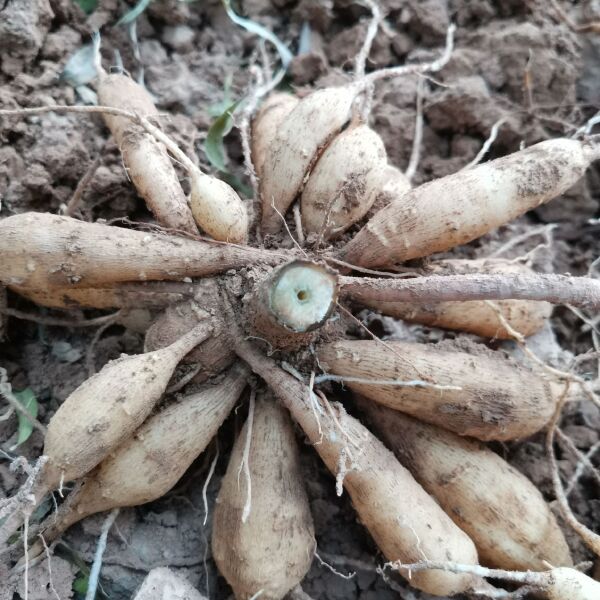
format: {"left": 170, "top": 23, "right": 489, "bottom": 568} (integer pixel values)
{"left": 358, "top": 399, "right": 572, "bottom": 571}
{"left": 25, "top": 364, "right": 248, "bottom": 560}
{"left": 235, "top": 340, "right": 480, "bottom": 597}
{"left": 97, "top": 72, "right": 198, "bottom": 235}
{"left": 338, "top": 138, "right": 600, "bottom": 268}
{"left": 212, "top": 391, "right": 315, "bottom": 599}
{"left": 300, "top": 124, "right": 388, "bottom": 240}
{"left": 317, "top": 340, "right": 557, "bottom": 440}
{"left": 252, "top": 93, "right": 299, "bottom": 180}
{"left": 0, "top": 213, "right": 281, "bottom": 289}
{"left": 260, "top": 86, "right": 356, "bottom": 234}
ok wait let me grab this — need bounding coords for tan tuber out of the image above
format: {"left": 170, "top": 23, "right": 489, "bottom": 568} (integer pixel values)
{"left": 25, "top": 364, "right": 248, "bottom": 561}
{"left": 317, "top": 340, "right": 557, "bottom": 441}
{"left": 259, "top": 86, "right": 356, "bottom": 234}
{"left": 212, "top": 392, "right": 315, "bottom": 599}
{"left": 235, "top": 341, "right": 480, "bottom": 597}
{"left": 359, "top": 399, "right": 572, "bottom": 571}
{"left": 97, "top": 73, "right": 198, "bottom": 235}
{"left": 338, "top": 138, "right": 600, "bottom": 268}
{"left": 0, "top": 213, "right": 281, "bottom": 289}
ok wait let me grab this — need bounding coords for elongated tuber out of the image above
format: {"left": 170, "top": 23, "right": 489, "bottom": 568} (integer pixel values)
{"left": 300, "top": 124, "right": 388, "bottom": 240}
{"left": 317, "top": 340, "right": 557, "bottom": 440}
{"left": 235, "top": 341, "right": 479, "bottom": 597}
{"left": 252, "top": 93, "right": 299, "bottom": 180}
{"left": 97, "top": 72, "right": 198, "bottom": 235}
{"left": 42, "top": 322, "right": 211, "bottom": 486}
{"left": 10, "top": 282, "right": 194, "bottom": 310}
{"left": 260, "top": 86, "right": 356, "bottom": 234}
{"left": 338, "top": 138, "right": 600, "bottom": 268}
{"left": 212, "top": 392, "right": 315, "bottom": 599}
{"left": 358, "top": 399, "right": 572, "bottom": 571}
{"left": 25, "top": 364, "right": 248, "bottom": 560}
{"left": 0, "top": 322, "right": 212, "bottom": 548}
{"left": 0, "top": 213, "right": 281, "bottom": 289}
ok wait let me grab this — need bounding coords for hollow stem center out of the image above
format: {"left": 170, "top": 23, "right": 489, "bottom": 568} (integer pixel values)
{"left": 269, "top": 261, "right": 338, "bottom": 332}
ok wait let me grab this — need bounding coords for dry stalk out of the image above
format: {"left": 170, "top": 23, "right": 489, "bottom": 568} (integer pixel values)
{"left": 556, "top": 429, "right": 600, "bottom": 495}
{"left": 38, "top": 534, "right": 61, "bottom": 600}
{"left": 84, "top": 508, "right": 119, "bottom": 600}
{"left": 63, "top": 152, "right": 104, "bottom": 217}
{"left": 404, "top": 76, "right": 425, "bottom": 182}
{"left": 548, "top": 0, "right": 600, "bottom": 33}
{"left": 202, "top": 440, "right": 220, "bottom": 527}
{"left": 0, "top": 456, "right": 49, "bottom": 552}
{"left": 293, "top": 203, "right": 305, "bottom": 246}
{"left": 340, "top": 272, "right": 600, "bottom": 311}
{"left": 565, "top": 438, "right": 600, "bottom": 497}
{"left": 489, "top": 224, "right": 557, "bottom": 259}
{"left": 353, "top": 0, "right": 383, "bottom": 122}
{"left": 361, "top": 24, "right": 455, "bottom": 86}
{"left": 314, "top": 550, "right": 356, "bottom": 580}
{"left": 462, "top": 117, "right": 507, "bottom": 170}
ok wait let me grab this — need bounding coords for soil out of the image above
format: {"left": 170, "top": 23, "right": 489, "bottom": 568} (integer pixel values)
{"left": 1, "top": 1, "right": 599, "bottom": 599}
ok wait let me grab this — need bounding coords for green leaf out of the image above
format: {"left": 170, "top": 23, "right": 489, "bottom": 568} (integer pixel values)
{"left": 208, "top": 74, "right": 234, "bottom": 118}
{"left": 204, "top": 101, "right": 240, "bottom": 173}
{"left": 13, "top": 389, "right": 38, "bottom": 447}
{"left": 222, "top": 0, "right": 293, "bottom": 67}
{"left": 222, "top": 173, "right": 253, "bottom": 198}
{"left": 117, "top": 0, "right": 153, "bottom": 25}
{"left": 73, "top": 573, "right": 89, "bottom": 596}
{"left": 74, "top": 0, "right": 98, "bottom": 14}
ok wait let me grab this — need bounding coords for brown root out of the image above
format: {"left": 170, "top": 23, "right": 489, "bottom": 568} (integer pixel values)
{"left": 340, "top": 271, "right": 600, "bottom": 311}
{"left": 355, "top": 259, "right": 553, "bottom": 338}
